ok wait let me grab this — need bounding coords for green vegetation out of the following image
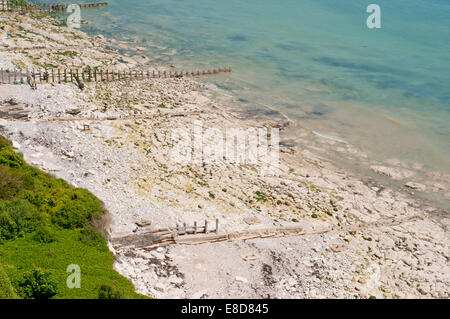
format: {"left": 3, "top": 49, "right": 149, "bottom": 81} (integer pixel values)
{"left": 0, "top": 264, "right": 17, "bottom": 299}
{"left": 0, "top": 135, "right": 144, "bottom": 299}
{"left": 18, "top": 267, "right": 57, "bottom": 299}
{"left": 56, "top": 51, "right": 78, "bottom": 58}
{"left": 98, "top": 284, "right": 122, "bottom": 299}
{"left": 71, "top": 33, "right": 82, "bottom": 40}
{"left": 42, "top": 63, "right": 59, "bottom": 70}
{"left": 9, "top": 0, "right": 29, "bottom": 7}
{"left": 308, "top": 184, "right": 320, "bottom": 192}
{"left": 254, "top": 191, "right": 268, "bottom": 203}
{"left": 29, "top": 11, "right": 48, "bottom": 20}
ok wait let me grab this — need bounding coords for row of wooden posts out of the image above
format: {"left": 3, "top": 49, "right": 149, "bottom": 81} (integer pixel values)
{"left": 0, "top": 67, "right": 232, "bottom": 84}
{"left": 176, "top": 219, "right": 219, "bottom": 236}
{"left": 0, "top": 1, "right": 108, "bottom": 12}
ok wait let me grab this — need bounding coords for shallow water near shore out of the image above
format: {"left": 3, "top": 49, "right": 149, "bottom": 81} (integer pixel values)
{"left": 45, "top": 0, "right": 449, "bottom": 206}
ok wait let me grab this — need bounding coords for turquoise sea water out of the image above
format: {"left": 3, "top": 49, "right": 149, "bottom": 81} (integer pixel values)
{"left": 51, "top": 1, "right": 450, "bottom": 176}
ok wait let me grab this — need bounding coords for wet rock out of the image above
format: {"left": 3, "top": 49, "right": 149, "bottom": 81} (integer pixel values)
{"left": 405, "top": 182, "right": 426, "bottom": 191}
{"left": 370, "top": 165, "right": 414, "bottom": 180}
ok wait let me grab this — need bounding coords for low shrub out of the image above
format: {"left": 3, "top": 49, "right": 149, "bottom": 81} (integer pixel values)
{"left": 52, "top": 189, "right": 105, "bottom": 229}
{"left": 32, "top": 225, "right": 57, "bottom": 243}
{"left": 0, "top": 199, "right": 41, "bottom": 240}
{"left": 0, "top": 135, "right": 11, "bottom": 149}
{"left": 98, "top": 284, "right": 123, "bottom": 299}
{"left": 18, "top": 267, "right": 58, "bottom": 299}
{"left": 0, "top": 147, "right": 24, "bottom": 168}
{"left": 0, "top": 165, "right": 23, "bottom": 200}
{"left": 79, "top": 226, "right": 107, "bottom": 251}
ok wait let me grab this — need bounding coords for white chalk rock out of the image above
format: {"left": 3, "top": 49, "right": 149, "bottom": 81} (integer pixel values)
{"left": 64, "top": 150, "right": 75, "bottom": 158}
{"left": 154, "top": 283, "right": 165, "bottom": 292}
{"left": 12, "top": 140, "right": 21, "bottom": 150}
{"left": 150, "top": 251, "right": 165, "bottom": 260}
{"left": 405, "top": 182, "right": 426, "bottom": 191}
{"left": 191, "top": 290, "right": 208, "bottom": 299}
{"left": 0, "top": 119, "right": 8, "bottom": 127}
{"left": 43, "top": 162, "right": 60, "bottom": 172}
{"left": 169, "top": 276, "right": 183, "bottom": 285}
{"left": 235, "top": 276, "right": 249, "bottom": 283}
{"left": 370, "top": 165, "right": 414, "bottom": 180}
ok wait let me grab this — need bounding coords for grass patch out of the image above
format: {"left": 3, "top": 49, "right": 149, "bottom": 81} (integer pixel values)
{"left": 0, "top": 264, "right": 17, "bottom": 299}
{"left": 42, "top": 63, "right": 59, "bottom": 70}
{"left": 55, "top": 51, "right": 78, "bottom": 58}
{"left": 308, "top": 184, "right": 320, "bottom": 192}
{"left": 254, "top": 191, "right": 268, "bottom": 202}
{"left": 0, "top": 229, "right": 143, "bottom": 299}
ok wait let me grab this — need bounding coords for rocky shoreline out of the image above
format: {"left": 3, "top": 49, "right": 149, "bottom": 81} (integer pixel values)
{"left": 0, "top": 11, "right": 448, "bottom": 298}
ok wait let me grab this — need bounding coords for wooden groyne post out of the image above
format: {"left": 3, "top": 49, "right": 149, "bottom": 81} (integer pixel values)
{"left": 3, "top": 1, "right": 109, "bottom": 13}
{"left": 174, "top": 219, "right": 219, "bottom": 236}
{"left": 0, "top": 67, "right": 232, "bottom": 85}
